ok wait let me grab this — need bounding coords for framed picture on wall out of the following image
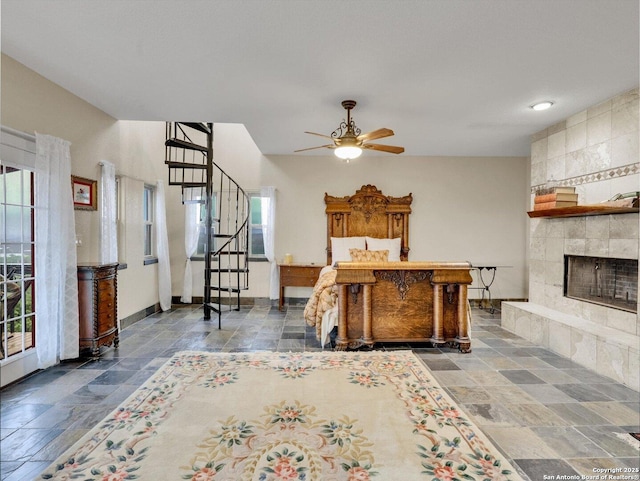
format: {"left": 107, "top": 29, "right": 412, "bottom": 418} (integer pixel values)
{"left": 71, "top": 175, "right": 97, "bottom": 210}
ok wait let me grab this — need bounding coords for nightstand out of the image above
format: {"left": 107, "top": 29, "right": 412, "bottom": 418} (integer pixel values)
{"left": 278, "top": 263, "right": 323, "bottom": 310}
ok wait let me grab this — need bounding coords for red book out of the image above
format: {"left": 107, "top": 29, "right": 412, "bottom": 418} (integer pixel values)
{"left": 534, "top": 192, "right": 578, "bottom": 203}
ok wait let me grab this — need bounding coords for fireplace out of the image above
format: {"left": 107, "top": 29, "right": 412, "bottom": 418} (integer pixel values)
{"left": 564, "top": 255, "right": 638, "bottom": 313}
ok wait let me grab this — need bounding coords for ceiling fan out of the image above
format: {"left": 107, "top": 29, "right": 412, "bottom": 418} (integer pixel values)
{"left": 295, "top": 100, "right": 405, "bottom": 160}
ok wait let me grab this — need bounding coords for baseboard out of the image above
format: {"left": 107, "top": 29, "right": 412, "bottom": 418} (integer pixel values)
{"left": 169, "top": 297, "right": 528, "bottom": 310}
{"left": 119, "top": 303, "right": 162, "bottom": 330}
{"left": 170, "top": 296, "right": 268, "bottom": 306}
{"left": 170, "top": 296, "right": 309, "bottom": 308}
{"left": 468, "top": 298, "right": 528, "bottom": 309}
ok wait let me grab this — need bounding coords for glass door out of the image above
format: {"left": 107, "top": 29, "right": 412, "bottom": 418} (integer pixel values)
{"left": 1, "top": 166, "right": 36, "bottom": 360}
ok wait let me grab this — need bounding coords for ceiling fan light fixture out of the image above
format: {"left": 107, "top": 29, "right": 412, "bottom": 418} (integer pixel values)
{"left": 531, "top": 101, "right": 554, "bottom": 111}
{"left": 334, "top": 145, "right": 362, "bottom": 160}
{"left": 296, "top": 99, "right": 404, "bottom": 157}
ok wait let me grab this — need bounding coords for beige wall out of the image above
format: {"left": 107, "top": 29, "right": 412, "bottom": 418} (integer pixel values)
{"left": 1, "top": 54, "right": 169, "bottom": 320}
{"left": 175, "top": 123, "right": 531, "bottom": 301}
{"left": 160, "top": 131, "right": 532, "bottom": 305}
{"left": 2, "top": 53, "right": 531, "bottom": 321}
{"left": 261, "top": 154, "right": 530, "bottom": 300}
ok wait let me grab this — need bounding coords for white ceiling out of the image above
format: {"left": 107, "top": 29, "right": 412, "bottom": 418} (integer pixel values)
{"left": 1, "top": 0, "right": 638, "bottom": 157}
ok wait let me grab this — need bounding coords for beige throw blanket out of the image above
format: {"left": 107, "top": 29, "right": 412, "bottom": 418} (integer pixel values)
{"left": 303, "top": 269, "right": 338, "bottom": 341}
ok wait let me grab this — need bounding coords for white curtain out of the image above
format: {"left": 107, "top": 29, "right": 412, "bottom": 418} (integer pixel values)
{"left": 181, "top": 202, "right": 199, "bottom": 303}
{"left": 99, "top": 161, "right": 118, "bottom": 264}
{"left": 155, "top": 180, "right": 172, "bottom": 311}
{"left": 260, "top": 186, "right": 278, "bottom": 300}
{"left": 34, "top": 133, "right": 79, "bottom": 367}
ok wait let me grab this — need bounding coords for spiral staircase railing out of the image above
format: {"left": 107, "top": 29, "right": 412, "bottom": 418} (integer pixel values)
{"left": 165, "top": 122, "right": 250, "bottom": 328}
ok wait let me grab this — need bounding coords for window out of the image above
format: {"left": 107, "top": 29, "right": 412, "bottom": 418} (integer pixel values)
{"left": 189, "top": 191, "right": 263, "bottom": 260}
{"left": 1, "top": 165, "right": 36, "bottom": 360}
{"left": 195, "top": 194, "right": 217, "bottom": 256}
{"left": 249, "top": 193, "right": 266, "bottom": 259}
{"left": 143, "top": 184, "right": 155, "bottom": 258}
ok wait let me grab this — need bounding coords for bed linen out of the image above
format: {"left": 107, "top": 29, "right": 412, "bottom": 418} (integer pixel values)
{"left": 303, "top": 267, "right": 337, "bottom": 345}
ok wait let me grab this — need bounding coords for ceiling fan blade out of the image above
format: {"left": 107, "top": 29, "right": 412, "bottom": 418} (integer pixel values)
{"left": 304, "top": 131, "right": 334, "bottom": 140}
{"left": 357, "top": 128, "right": 394, "bottom": 142}
{"left": 294, "top": 144, "right": 334, "bottom": 152}
{"left": 362, "top": 143, "right": 405, "bottom": 154}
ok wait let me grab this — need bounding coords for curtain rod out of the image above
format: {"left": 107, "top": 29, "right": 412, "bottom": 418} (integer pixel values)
{"left": 98, "top": 160, "right": 149, "bottom": 184}
{"left": 1, "top": 125, "right": 36, "bottom": 142}
{"left": 115, "top": 172, "right": 148, "bottom": 183}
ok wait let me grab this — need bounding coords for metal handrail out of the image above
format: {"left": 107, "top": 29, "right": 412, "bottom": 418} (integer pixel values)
{"left": 165, "top": 122, "right": 250, "bottom": 327}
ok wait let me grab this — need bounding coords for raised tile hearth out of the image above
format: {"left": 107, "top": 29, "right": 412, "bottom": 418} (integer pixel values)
{"left": 502, "top": 302, "right": 639, "bottom": 391}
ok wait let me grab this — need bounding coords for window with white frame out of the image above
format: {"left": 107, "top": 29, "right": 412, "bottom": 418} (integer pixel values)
{"left": 143, "top": 184, "right": 155, "bottom": 258}
{"left": 249, "top": 193, "right": 266, "bottom": 259}
{"left": 189, "top": 191, "right": 264, "bottom": 260}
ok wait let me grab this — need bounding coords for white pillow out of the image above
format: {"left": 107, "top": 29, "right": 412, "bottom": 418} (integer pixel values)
{"left": 331, "top": 236, "right": 366, "bottom": 263}
{"left": 366, "top": 236, "right": 402, "bottom": 261}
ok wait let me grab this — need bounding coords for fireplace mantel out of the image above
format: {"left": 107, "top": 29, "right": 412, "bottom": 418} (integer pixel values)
{"left": 527, "top": 205, "right": 639, "bottom": 218}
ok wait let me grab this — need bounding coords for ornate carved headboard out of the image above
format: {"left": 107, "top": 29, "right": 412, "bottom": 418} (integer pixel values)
{"left": 325, "top": 184, "right": 412, "bottom": 264}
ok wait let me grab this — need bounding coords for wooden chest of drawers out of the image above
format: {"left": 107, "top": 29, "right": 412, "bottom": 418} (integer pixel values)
{"left": 77, "top": 263, "right": 119, "bottom": 357}
{"left": 279, "top": 263, "right": 323, "bottom": 310}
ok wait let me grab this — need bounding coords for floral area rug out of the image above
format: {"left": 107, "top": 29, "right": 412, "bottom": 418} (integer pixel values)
{"left": 39, "top": 351, "right": 524, "bottom": 480}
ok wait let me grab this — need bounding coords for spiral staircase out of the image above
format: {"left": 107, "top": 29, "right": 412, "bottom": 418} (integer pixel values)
{"left": 165, "top": 122, "right": 250, "bottom": 328}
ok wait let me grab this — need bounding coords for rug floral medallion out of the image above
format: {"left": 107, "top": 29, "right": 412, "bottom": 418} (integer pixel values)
{"left": 39, "top": 350, "right": 524, "bottom": 481}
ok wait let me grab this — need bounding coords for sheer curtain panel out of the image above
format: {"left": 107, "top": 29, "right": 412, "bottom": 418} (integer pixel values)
{"left": 35, "top": 133, "right": 79, "bottom": 367}
{"left": 155, "top": 180, "right": 171, "bottom": 311}
{"left": 261, "top": 186, "right": 278, "bottom": 300}
{"left": 181, "top": 202, "right": 199, "bottom": 303}
{"left": 99, "top": 161, "right": 118, "bottom": 264}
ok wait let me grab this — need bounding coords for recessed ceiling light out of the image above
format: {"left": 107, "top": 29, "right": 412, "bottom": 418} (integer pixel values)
{"left": 531, "top": 101, "right": 554, "bottom": 111}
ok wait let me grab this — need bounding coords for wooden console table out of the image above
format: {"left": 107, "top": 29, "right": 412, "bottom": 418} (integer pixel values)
{"left": 77, "top": 263, "right": 119, "bottom": 357}
{"left": 279, "top": 263, "right": 323, "bottom": 310}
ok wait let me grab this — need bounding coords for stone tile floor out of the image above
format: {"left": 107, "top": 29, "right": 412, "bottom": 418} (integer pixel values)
{"left": 1, "top": 304, "right": 638, "bottom": 480}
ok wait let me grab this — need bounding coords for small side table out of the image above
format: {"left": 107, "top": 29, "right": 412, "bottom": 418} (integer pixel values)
{"left": 278, "top": 263, "right": 323, "bottom": 310}
{"left": 469, "top": 264, "right": 512, "bottom": 314}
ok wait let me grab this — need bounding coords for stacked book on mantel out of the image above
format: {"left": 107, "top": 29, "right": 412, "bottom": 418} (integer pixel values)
{"left": 533, "top": 186, "right": 578, "bottom": 210}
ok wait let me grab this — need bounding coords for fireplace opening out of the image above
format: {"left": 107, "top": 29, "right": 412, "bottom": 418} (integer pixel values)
{"left": 564, "top": 255, "right": 638, "bottom": 313}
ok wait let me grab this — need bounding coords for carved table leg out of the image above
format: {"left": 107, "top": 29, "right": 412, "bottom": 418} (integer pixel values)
{"left": 430, "top": 283, "right": 445, "bottom": 345}
{"left": 361, "top": 284, "right": 374, "bottom": 347}
{"left": 456, "top": 284, "right": 471, "bottom": 353}
{"left": 335, "top": 284, "right": 349, "bottom": 351}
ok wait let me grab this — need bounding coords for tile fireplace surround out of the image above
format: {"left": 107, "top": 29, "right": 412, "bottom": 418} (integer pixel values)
{"left": 503, "top": 88, "right": 639, "bottom": 391}
{"left": 503, "top": 213, "right": 639, "bottom": 391}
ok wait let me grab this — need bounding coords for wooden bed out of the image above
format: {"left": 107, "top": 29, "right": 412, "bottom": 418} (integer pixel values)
{"left": 324, "top": 184, "right": 473, "bottom": 352}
